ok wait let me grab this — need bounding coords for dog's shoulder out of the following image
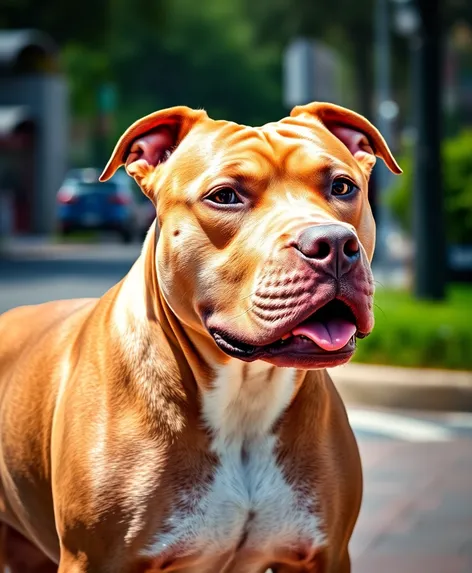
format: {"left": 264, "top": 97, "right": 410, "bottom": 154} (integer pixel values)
{"left": 0, "top": 299, "right": 96, "bottom": 383}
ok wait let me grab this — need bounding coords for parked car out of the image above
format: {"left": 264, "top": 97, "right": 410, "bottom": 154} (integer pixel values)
{"left": 57, "top": 168, "right": 143, "bottom": 243}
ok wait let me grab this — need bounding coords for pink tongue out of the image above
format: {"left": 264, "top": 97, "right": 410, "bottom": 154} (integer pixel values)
{"left": 292, "top": 319, "right": 357, "bottom": 351}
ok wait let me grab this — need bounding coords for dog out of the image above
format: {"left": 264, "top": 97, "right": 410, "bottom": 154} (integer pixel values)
{"left": 0, "top": 101, "right": 401, "bottom": 573}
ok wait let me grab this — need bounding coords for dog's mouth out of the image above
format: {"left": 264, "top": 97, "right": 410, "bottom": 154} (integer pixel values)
{"left": 210, "top": 298, "right": 367, "bottom": 366}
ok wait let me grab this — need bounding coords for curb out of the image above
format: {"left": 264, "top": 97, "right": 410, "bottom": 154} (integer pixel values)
{"left": 329, "top": 363, "right": 472, "bottom": 412}
{"left": 0, "top": 241, "right": 141, "bottom": 262}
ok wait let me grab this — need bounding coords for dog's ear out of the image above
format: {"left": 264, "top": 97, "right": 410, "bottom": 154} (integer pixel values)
{"left": 290, "top": 102, "right": 402, "bottom": 177}
{"left": 99, "top": 106, "right": 208, "bottom": 188}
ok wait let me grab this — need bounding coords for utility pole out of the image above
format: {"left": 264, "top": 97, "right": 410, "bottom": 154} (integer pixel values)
{"left": 412, "top": 0, "right": 446, "bottom": 299}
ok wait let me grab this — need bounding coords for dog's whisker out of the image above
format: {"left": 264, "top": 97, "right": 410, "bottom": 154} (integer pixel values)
{"left": 239, "top": 289, "right": 259, "bottom": 302}
{"left": 373, "top": 303, "right": 387, "bottom": 319}
{"left": 227, "top": 303, "right": 256, "bottom": 321}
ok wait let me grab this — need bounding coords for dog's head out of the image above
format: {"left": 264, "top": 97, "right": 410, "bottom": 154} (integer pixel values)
{"left": 101, "top": 103, "right": 401, "bottom": 369}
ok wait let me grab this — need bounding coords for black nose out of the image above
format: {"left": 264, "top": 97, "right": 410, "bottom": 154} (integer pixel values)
{"left": 295, "top": 224, "right": 360, "bottom": 277}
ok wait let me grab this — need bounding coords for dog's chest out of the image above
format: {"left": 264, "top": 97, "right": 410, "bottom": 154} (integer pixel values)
{"left": 143, "top": 362, "right": 324, "bottom": 565}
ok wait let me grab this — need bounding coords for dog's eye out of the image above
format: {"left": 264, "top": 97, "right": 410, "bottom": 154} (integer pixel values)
{"left": 331, "top": 179, "right": 358, "bottom": 197}
{"left": 207, "top": 188, "right": 242, "bottom": 205}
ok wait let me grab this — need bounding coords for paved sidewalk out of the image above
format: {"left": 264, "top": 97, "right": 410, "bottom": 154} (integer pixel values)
{"left": 0, "top": 235, "right": 142, "bottom": 261}
{"left": 351, "top": 436, "right": 472, "bottom": 573}
{"left": 331, "top": 363, "right": 472, "bottom": 412}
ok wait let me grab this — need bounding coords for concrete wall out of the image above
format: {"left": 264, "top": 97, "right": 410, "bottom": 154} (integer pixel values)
{"left": 0, "top": 74, "right": 69, "bottom": 233}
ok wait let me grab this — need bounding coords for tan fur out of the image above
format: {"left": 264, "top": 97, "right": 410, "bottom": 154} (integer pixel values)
{"left": 0, "top": 102, "right": 400, "bottom": 573}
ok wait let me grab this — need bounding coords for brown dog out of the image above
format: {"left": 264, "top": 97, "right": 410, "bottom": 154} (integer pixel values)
{"left": 0, "top": 102, "right": 401, "bottom": 573}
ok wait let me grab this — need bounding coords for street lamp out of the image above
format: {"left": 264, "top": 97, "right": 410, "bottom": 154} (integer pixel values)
{"left": 391, "top": 0, "right": 446, "bottom": 300}
{"left": 392, "top": 0, "right": 421, "bottom": 37}
{"left": 391, "top": 0, "right": 421, "bottom": 138}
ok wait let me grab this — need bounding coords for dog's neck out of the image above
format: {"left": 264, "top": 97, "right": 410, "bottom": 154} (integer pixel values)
{"left": 111, "top": 223, "right": 307, "bottom": 432}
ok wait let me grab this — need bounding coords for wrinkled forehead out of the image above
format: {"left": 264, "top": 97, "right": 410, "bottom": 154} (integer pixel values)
{"left": 176, "top": 117, "right": 362, "bottom": 183}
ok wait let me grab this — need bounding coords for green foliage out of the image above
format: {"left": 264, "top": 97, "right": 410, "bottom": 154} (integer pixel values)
{"left": 61, "top": 45, "right": 111, "bottom": 118}
{"left": 0, "top": 0, "right": 109, "bottom": 46}
{"left": 2, "top": 0, "right": 472, "bottom": 161}
{"left": 110, "top": 0, "right": 284, "bottom": 128}
{"left": 57, "top": 0, "right": 285, "bottom": 146}
{"left": 353, "top": 284, "right": 472, "bottom": 370}
{"left": 388, "top": 150, "right": 413, "bottom": 233}
{"left": 389, "top": 129, "right": 472, "bottom": 244}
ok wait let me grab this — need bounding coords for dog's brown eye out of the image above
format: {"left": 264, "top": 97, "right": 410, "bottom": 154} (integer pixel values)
{"left": 331, "top": 179, "right": 357, "bottom": 197}
{"left": 207, "top": 188, "right": 242, "bottom": 205}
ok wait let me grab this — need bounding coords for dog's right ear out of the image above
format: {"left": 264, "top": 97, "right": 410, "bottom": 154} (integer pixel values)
{"left": 99, "top": 106, "right": 208, "bottom": 192}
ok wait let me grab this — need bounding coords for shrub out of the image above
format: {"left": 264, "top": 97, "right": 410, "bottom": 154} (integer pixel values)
{"left": 353, "top": 284, "right": 472, "bottom": 370}
{"left": 389, "top": 129, "right": 472, "bottom": 244}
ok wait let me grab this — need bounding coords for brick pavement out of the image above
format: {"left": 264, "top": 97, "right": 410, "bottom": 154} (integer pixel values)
{"left": 351, "top": 439, "right": 472, "bottom": 573}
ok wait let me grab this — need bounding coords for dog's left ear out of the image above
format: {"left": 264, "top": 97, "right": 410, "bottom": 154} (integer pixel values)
{"left": 290, "top": 102, "right": 402, "bottom": 176}
{"left": 99, "top": 106, "right": 208, "bottom": 189}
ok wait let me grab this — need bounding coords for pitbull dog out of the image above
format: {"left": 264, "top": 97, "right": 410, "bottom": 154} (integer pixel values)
{"left": 0, "top": 102, "right": 401, "bottom": 573}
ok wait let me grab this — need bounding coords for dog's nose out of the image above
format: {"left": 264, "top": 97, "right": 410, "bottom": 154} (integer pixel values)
{"left": 295, "top": 224, "right": 360, "bottom": 277}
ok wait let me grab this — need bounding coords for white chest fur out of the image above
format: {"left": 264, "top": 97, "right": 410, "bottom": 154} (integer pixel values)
{"left": 143, "top": 360, "right": 324, "bottom": 567}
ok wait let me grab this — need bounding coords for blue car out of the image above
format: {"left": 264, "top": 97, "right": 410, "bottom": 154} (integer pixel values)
{"left": 56, "top": 168, "right": 140, "bottom": 243}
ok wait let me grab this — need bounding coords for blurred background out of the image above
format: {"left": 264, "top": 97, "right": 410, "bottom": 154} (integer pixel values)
{"left": 1, "top": 1, "right": 472, "bottom": 572}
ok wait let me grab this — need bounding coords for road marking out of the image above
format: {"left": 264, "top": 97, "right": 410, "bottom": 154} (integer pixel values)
{"left": 347, "top": 409, "right": 454, "bottom": 442}
{"left": 441, "top": 412, "right": 472, "bottom": 429}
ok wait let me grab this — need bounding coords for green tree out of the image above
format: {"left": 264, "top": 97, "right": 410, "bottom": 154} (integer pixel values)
{"left": 389, "top": 129, "right": 472, "bottom": 244}
{"left": 2, "top": 0, "right": 471, "bottom": 145}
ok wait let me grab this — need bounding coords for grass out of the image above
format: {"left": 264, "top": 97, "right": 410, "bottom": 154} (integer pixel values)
{"left": 353, "top": 284, "right": 472, "bottom": 371}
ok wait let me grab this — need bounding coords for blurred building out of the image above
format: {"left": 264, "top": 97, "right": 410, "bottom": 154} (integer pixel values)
{"left": 0, "top": 29, "right": 68, "bottom": 236}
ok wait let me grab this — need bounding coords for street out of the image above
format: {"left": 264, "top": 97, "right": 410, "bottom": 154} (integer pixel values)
{"left": 350, "top": 409, "right": 472, "bottom": 573}
{"left": 1, "top": 241, "right": 472, "bottom": 573}
{"left": 0, "top": 241, "right": 141, "bottom": 312}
